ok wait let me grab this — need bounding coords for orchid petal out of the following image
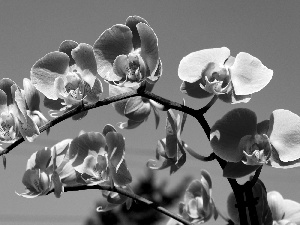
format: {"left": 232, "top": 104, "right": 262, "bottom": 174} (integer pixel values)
{"left": 218, "top": 88, "right": 251, "bottom": 104}
{"left": 269, "top": 109, "right": 300, "bottom": 162}
{"left": 230, "top": 52, "right": 273, "bottom": 95}
{"left": 80, "top": 70, "right": 97, "bottom": 90}
{"left": 0, "top": 78, "right": 16, "bottom": 105}
{"left": 267, "top": 191, "right": 285, "bottom": 221}
{"left": 124, "top": 96, "right": 151, "bottom": 121}
{"left": 125, "top": 15, "right": 149, "bottom": 49}
{"left": 187, "top": 199, "right": 199, "bottom": 218}
{"left": 72, "top": 43, "right": 98, "bottom": 79}
{"left": 84, "top": 77, "right": 103, "bottom": 104}
{"left": 69, "top": 132, "right": 106, "bottom": 166}
{"left": 50, "top": 139, "right": 72, "bottom": 169}
{"left": 117, "top": 119, "right": 144, "bottom": 129}
{"left": 14, "top": 86, "right": 27, "bottom": 119}
{"left": 112, "top": 54, "right": 129, "bottom": 81}
{"left": 106, "top": 132, "right": 125, "bottom": 169}
{"left": 110, "top": 160, "right": 132, "bottom": 186}
{"left": 18, "top": 114, "right": 40, "bottom": 142}
{"left": 210, "top": 108, "right": 257, "bottom": 162}
{"left": 58, "top": 40, "right": 78, "bottom": 66}
{"left": 73, "top": 155, "right": 98, "bottom": 177}
{"left": 185, "top": 180, "right": 202, "bottom": 201}
{"left": 96, "top": 199, "right": 118, "bottom": 212}
{"left": 178, "top": 47, "right": 230, "bottom": 83}
{"left": 93, "top": 24, "right": 133, "bottom": 81}
{"left": 26, "top": 147, "right": 51, "bottom": 170}
{"left": 156, "top": 138, "right": 168, "bottom": 159}
{"left": 146, "top": 158, "right": 173, "bottom": 170}
{"left": 0, "top": 89, "right": 8, "bottom": 113}
{"left": 282, "top": 199, "right": 300, "bottom": 222}
{"left": 150, "top": 102, "right": 160, "bottom": 129}
{"left": 137, "top": 22, "right": 159, "bottom": 77}
{"left": 23, "top": 78, "right": 40, "bottom": 111}
{"left": 16, "top": 190, "right": 42, "bottom": 198}
{"left": 58, "top": 161, "right": 78, "bottom": 186}
{"left": 165, "top": 110, "right": 178, "bottom": 158}
{"left": 180, "top": 80, "right": 213, "bottom": 99}
{"left": 125, "top": 95, "right": 150, "bottom": 116}
{"left": 107, "top": 190, "right": 128, "bottom": 204}
{"left": 52, "top": 170, "right": 63, "bottom": 198}
{"left": 44, "top": 96, "right": 64, "bottom": 110}
{"left": 109, "top": 84, "right": 132, "bottom": 115}
{"left": 22, "top": 169, "right": 50, "bottom": 194}
{"left": 31, "top": 51, "right": 69, "bottom": 99}
{"left": 102, "top": 124, "right": 117, "bottom": 136}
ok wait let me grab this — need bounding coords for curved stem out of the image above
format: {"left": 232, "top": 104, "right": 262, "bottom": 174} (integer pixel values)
{"left": 0, "top": 91, "right": 139, "bottom": 156}
{"left": 48, "top": 184, "right": 193, "bottom": 225}
{"left": 2, "top": 86, "right": 260, "bottom": 224}
{"left": 200, "top": 94, "right": 218, "bottom": 113}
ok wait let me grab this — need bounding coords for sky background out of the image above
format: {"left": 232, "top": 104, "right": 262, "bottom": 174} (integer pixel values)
{"left": 0, "top": 0, "right": 300, "bottom": 224}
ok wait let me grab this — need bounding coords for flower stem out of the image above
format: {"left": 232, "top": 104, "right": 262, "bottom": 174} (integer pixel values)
{"left": 49, "top": 184, "right": 193, "bottom": 225}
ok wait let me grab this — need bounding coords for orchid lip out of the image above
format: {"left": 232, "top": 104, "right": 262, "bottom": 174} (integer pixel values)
{"left": 241, "top": 134, "right": 272, "bottom": 165}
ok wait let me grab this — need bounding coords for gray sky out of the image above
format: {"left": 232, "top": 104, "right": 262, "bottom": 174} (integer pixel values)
{"left": 0, "top": 0, "right": 300, "bottom": 224}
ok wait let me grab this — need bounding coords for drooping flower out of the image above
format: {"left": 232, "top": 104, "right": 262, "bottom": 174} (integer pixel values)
{"left": 147, "top": 109, "right": 187, "bottom": 174}
{"left": 0, "top": 78, "right": 40, "bottom": 143}
{"left": 14, "top": 78, "right": 48, "bottom": 132}
{"left": 210, "top": 108, "right": 300, "bottom": 170}
{"left": 93, "top": 15, "right": 162, "bottom": 88}
{"left": 167, "top": 170, "right": 218, "bottom": 225}
{"left": 109, "top": 78, "right": 164, "bottom": 129}
{"left": 178, "top": 47, "right": 273, "bottom": 104}
{"left": 31, "top": 40, "right": 103, "bottom": 119}
{"left": 17, "top": 138, "right": 78, "bottom": 198}
{"left": 268, "top": 191, "right": 300, "bottom": 225}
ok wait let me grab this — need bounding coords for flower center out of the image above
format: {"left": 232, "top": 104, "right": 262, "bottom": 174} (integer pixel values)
{"left": 241, "top": 134, "right": 272, "bottom": 165}
{"left": 200, "top": 62, "right": 231, "bottom": 94}
{"left": 65, "top": 82, "right": 84, "bottom": 100}
{"left": 0, "top": 113, "right": 15, "bottom": 141}
{"left": 125, "top": 53, "right": 145, "bottom": 82}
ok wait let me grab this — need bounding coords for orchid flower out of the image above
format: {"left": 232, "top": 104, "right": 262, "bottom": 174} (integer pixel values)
{"left": 268, "top": 191, "right": 300, "bottom": 225}
{"left": 178, "top": 47, "right": 273, "bottom": 104}
{"left": 31, "top": 40, "right": 103, "bottom": 118}
{"left": 69, "top": 125, "right": 132, "bottom": 186}
{"left": 147, "top": 109, "right": 187, "bottom": 174}
{"left": 14, "top": 78, "right": 48, "bottom": 131}
{"left": 109, "top": 76, "right": 164, "bottom": 129}
{"left": 210, "top": 108, "right": 300, "bottom": 170}
{"left": 0, "top": 78, "right": 40, "bottom": 143}
{"left": 68, "top": 125, "right": 133, "bottom": 211}
{"left": 17, "top": 138, "right": 78, "bottom": 198}
{"left": 166, "top": 170, "right": 218, "bottom": 225}
{"left": 93, "top": 15, "right": 162, "bottom": 88}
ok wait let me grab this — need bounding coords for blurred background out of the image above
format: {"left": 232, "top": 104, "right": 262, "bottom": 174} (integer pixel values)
{"left": 0, "top": 0, "right": 299, "bottom": 224}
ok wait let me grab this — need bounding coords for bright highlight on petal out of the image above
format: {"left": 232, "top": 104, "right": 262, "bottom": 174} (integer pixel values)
{"left": 31, "top": 51, "right": 69, "bottom": 100}
{"left": 269, "top": 109, "right": 300, "bottom": 162}
{"left": 178, "top": 47, "right": 230, "bottom": 83}
{"left": 230, "top": 52, "right": 273, "bottom": 95}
